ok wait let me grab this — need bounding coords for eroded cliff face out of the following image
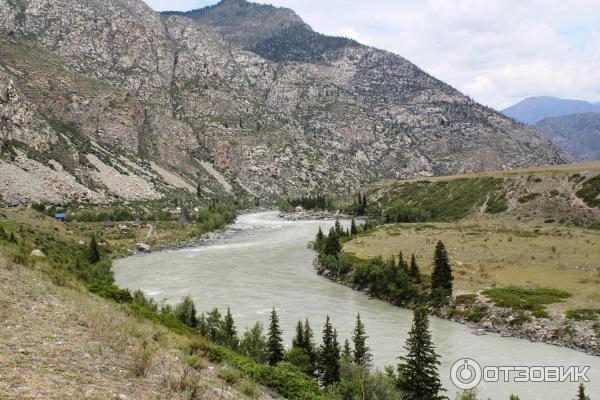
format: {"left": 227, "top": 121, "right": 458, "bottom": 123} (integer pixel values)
{"left": 0, "top": 0, "right": 570, "bottom": 204}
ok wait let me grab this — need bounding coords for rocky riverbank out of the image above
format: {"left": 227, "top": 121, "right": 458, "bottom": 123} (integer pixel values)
{"left": 315, "top": 261, "right": 600, "bottom": 356}
{"left": 279, "top": 210, "right": 353, "bottom": 221}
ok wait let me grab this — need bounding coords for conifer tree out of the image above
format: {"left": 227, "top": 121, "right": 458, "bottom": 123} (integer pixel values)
{"left": 334, "top": 218, "right": 344, "bottom": 236}
{"left": 409, "top": 254, "right": 421, "bottom": 283}
{"left": 352, "top": 313, "right": 372, "bottom": 368}
{"left": 196, "top": 182, "right": 202, "bottom": 198}
{"left": 223, "top": 306, "right": 238, "bottom": 347}
{"left": 342, "top": 339, "right": 352, "bottom": 362}
{"left": 397, "top": 307, "right": 445, "bottom": 400}
{"left": 302, "top": 318, "right": 317, "bottom": 375}
{"left": 576, "top": 384, "right": 590, "bottom": 400}
{"left": 431, "top": 240, "right": 453, "bottom": 298}
{"left": 324, "top": 227, "right": 341, "bottom": 257}
{"left": 398, "top": 251, "right": 408, "bottom": 271}
{"left": 267, "top": 307, "right": 285, "bottom": 366}
{"left": 292, "top": 320, "right": 305, "bottom": 348}
{"left": 87, "top": 236, "right": 100, "bottom": 264}
{"left": 319, "top": 316, "right": 341, "bottom": 385}
{"left": 350, "top": 218, "right": 358, "bottom": 235}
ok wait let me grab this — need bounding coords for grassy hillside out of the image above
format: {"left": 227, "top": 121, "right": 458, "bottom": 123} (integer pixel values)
{"left": 0, "top": 207, "right": 323, "bottom": 400}
{"left": 367, "top": 161, "right": 600, "bottom": 227}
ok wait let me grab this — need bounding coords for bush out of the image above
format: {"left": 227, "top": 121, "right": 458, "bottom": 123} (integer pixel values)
{"left": 482, "top": 287, "right": 571, "bottom": 312}
{"left": 88, "top": 282, "right": 133, "bottom": 303}
{"left": 566, "top": 309, "right": 600, "bottom": 321}
{"left": 185, "top": 354, "right": 207, "bottom": 370}
{"left": 131, "top": 340, "right": 154, "bottom": 377}
{"left": 218, "top": 367, "right": 242, "bottom": 385}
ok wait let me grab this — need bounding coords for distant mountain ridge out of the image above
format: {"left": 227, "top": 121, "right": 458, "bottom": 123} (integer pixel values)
{"left": 536, "top": 113, "right": 600, "bottom": 162}
{"left": 503, "top": 96, "right": 600, "bottom": 125}
{"left": 0, "top": 0, "right": 568, "bottom": 205}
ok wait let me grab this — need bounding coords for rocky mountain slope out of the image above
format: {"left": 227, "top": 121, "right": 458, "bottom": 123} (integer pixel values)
{"left": 536, "top": 113, "right": 600, "bottom": 162}
{"left": 0, "top": 0, "right": 568, "bottom": 204}
{"left": 503, "top": 96, "right": 600, "bottom": 125}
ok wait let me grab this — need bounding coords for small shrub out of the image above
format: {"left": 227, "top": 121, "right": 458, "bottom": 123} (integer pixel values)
{"left": 566, "top": 309, "right": 600, "bottom": 321}
{"left": 240, "top": 380, "right": 259, "bottom": 398}
{"left": 518, "top": 193, "right": 541, "bottom": 204}
{"left": 454, "top": 294, "right": 477, "bottom": 306}
{"left": 218, "top": 367, "right": 242, "bottom": 385}
{"left": 185, "top": 354, "right": 207, "bottom": 370}
{"left": 131, "top": 340, "right": 154, "bottom": 377}
{"left": 482, "top": 287, "right": 571, "bottom": 313}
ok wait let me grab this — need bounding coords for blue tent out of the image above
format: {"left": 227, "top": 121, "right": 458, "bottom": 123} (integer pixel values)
{"left": 54, "top": 213, "right": 65, "bottom": 220}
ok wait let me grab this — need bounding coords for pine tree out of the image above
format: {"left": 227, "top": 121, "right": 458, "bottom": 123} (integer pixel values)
{"left": 350, "top": 218, "right": 358, "bottom": 235}
{"left": 398, "top": 251, "right": 408, "bottom": 271}
{"left": 292, "top": 320, "right": 305, "bottom": 348}
{"left": 352, "top": 313, "right": 372, "bottom": 368}
{"left": 334, "top": 218, "right": 344, "bottom": 236}
{"left": 87, "top": 236, "right": 100, "bottom": 264}
{"left": 409, "top": 254, "right": 421, "bottom": 283}
{"left": 267, "top": 307, "right": 285, "bottom": 366}
{"left": 324, "top": 227, "right": 341, "bottom": 257}
{"left": 342, "top": 339, "right": 352, "bottom": 362}
{"left": 576, "top": 384, "right": 590, "bottom": 400}
{"left": 431, "top": 240, "right": 453, "bottom": 298}
{"left": 196, "top": 182, "right": 202, "bottom": 198}
{"left": 397, "top": 307, "right": 445, "bottom": 400}
{"left": 319, "top": 316, "right": 341, "bottom": 385}
{"left": 302, "top": 318, "right": 317, "bottom": 375}
{"left": 223, "top": 306, "right": 238, "bottom": 348}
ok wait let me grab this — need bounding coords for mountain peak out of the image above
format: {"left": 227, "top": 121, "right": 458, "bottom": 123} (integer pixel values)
{"left": 503, "top": 96, "right": 600, "bottom": 124}
{"left": 163, "top": 0, "right": 308, "bottom": 50}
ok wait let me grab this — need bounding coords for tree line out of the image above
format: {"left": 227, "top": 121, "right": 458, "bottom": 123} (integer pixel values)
{"left": 313, "top": 220, "right": 454, "bottom": 306}
{"left": 146, "top": 289, "right": 448, "bottom": 399}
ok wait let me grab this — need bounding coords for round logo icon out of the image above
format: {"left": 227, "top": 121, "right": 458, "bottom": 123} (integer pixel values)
{"left": 450, "top": 358, "right": 482, "bottom": 390}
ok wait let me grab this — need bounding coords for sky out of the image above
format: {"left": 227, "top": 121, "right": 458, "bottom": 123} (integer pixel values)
{"left": 146, "top": 0, "right": 600, "bottom": 110}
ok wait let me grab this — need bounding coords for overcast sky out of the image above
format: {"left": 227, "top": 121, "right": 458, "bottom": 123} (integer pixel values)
{"left": 146, "top": 0, "right": 600, "bottom": 109}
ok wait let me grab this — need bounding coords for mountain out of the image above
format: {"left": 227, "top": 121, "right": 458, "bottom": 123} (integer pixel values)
{"left": 0, "top": 0, "right": 568, "bottom": 205}
{"left": 536, "top": 113, "right": 600, "bottom": 162}
{"left": 503, "top": 96, "right": 600, "bottom": 125}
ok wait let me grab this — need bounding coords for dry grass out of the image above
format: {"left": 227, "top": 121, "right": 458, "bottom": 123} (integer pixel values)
{"left": 0, "top": 256, "right": 272, "bottom": 399}
{"left": 344, "top": 220, "right": 600, "bottom": 314}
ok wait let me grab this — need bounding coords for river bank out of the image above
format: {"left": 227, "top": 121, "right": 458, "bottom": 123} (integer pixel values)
{"left": 278, "top": 210, "right": 353, "bottom": 221}
{"left": 314, "top": 261, "right": 600, "bottom": 356}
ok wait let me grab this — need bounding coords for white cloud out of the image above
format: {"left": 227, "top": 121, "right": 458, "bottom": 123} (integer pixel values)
{"left": 144, "top": 0, "right": 600, "bottom": 109}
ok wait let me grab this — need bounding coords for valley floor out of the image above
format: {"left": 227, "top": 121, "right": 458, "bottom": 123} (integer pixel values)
{"left": 344, "top": 220, "right": 600, "bottom": 314}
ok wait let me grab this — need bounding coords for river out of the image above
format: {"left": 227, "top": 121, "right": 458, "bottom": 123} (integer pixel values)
{"left": 113, "top": 211, "right": 598, "bottom": 399}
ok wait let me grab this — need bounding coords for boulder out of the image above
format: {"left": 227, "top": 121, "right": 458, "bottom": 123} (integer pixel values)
{"left": 136, "top": 243, "right": 151, "bottom": 253}
{"left": 30, "top": 249, "right": 46, "bottom": 257}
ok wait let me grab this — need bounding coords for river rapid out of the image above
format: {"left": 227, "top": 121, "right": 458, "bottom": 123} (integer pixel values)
{"left": 113, "top": 211, "right": 598, "bottom": 399}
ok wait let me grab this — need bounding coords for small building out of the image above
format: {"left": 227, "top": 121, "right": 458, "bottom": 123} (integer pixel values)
{"left": 54, "top": 213, "right": 65, "bottom": 221}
